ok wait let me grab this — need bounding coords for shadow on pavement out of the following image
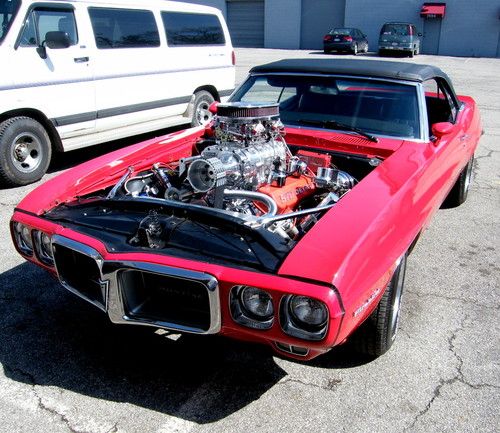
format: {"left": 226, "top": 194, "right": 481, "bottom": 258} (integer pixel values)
{"left": 48, "top": 125, "right": 186, "bottom": 174}
{"left": 0, "top": 262, "right": 372, "bottom": 423}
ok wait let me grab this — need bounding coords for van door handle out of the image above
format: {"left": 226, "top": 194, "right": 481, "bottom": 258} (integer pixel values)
{"left": 74, "top": 57, "right": 89, "bottom": 63}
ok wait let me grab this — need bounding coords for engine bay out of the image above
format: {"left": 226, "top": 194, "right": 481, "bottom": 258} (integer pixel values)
{"left": 45, "top": 102, "right": 380, "bottom": 270}
{"left": 110, "top": 103, "right": 360, "bottom": 245}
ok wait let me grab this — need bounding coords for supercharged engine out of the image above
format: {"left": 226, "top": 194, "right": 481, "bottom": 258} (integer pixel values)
{"left": 109, "top": 102, "right": 357, "bottom": 246}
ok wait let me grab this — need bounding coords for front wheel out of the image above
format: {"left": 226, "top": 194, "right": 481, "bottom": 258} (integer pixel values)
{"left": 0, "top": 116, "right": 52, "bottom": 187}
{"left": 352, "top": 253, "right": 408, "bottom": 357}
{"left": 191, "top": 90, "right": 215, "bottom": 127}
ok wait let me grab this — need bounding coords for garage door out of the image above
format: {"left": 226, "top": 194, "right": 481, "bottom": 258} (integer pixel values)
{"left": 227, "top": 0, "right": 264, "bottom": 47}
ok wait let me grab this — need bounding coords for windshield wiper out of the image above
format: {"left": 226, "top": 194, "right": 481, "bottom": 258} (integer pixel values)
{"left": 298, "top": 118, "right": 378, "bottom": 142}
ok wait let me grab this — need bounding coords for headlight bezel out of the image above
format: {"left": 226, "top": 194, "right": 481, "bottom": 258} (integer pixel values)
{"left": 230, "top": 285, "right": 274, "bottom": 330}
{"left": 280, "top": 295, "right": 329, "bottom": 341}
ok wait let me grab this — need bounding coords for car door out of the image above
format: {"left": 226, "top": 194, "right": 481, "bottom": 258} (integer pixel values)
{"left": 13, "top": 3, "right": 95, "bottom": 140}
{"left": 420, "top": 78, "right": 467, "bottom": 209}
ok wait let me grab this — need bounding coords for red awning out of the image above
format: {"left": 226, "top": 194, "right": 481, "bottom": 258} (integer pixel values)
{"left": 420, "top": 3, "right": 446, "bottom": 18}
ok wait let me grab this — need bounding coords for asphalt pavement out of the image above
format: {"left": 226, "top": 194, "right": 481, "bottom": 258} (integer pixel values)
{"left": 0, "top": 48, "right": 499, "bottom": 433}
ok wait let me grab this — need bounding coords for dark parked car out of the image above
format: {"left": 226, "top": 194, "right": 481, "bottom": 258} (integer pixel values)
{"left": 378, "top": 22, "right": 422, "bottom": 57}
{"left": 323, "top": 28, "right": 368, "bottom": 55}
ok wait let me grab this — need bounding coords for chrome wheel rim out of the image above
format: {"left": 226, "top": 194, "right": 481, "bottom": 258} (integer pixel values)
{"left": 195, "top": 101, "right": 213, "bottom": 126}
{"left": 11, "top": 132, "right": 43, "bottom": 173}
{"left": 354, "top": 44, "right": 357, "bottom": 54}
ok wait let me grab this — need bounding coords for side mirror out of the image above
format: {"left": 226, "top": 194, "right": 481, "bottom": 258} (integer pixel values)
{"left": 431, "top": 122, "right": 455, "bottom": 139}
{"left": 45, "top": 31, "right": 71, "bottom": 49}
{"left": 37, "top": 31, "right": 71, "bottom": 59}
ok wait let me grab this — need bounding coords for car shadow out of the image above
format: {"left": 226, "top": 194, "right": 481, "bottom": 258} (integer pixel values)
{"left": 47, "top": 125, "right": 187, "bottom": 174}
{"left": 0, "top": 262, "right": 373, "bottom": 423}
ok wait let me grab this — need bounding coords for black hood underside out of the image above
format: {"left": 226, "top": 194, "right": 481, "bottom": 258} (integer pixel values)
{"left": 45, "top": 198, "right": 294, "bottom": 273}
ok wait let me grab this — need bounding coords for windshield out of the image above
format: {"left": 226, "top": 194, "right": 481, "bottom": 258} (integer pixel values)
{"left": 0, "top": 0, "right": 21, "bottom": 44}
{"left": 230, "top": 74, "right": 421, "bottom": 139}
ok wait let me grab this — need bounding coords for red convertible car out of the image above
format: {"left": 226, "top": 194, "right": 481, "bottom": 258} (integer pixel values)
{"left": 10, "top": 59, "right": 481, "bottom": 360}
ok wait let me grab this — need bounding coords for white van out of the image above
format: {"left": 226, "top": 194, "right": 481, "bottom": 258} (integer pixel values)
{"left": 0, "top": 0, "right": 235, "bottom": 186}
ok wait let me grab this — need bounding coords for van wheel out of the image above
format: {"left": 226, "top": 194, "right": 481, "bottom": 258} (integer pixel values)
{"left": 0, "top": 117, "right": 52, "bottom": 187}
{"left": 352, "top": 253, "right": 407, "bottom": 357}
{"left": 191, "top": 91, "right": 215, "bottom": 127}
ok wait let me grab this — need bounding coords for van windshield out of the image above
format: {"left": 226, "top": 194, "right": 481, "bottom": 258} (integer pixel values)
{"left": 0, "top": 0, "right": 21, "bottom": 44}
{"left": 381, "top": 24, "right": 410, "bottom": 36}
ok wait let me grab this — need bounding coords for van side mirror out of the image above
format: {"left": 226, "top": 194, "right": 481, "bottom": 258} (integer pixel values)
{"left": 37, "top": 31, "right": 71, "bottom": 59}
{"left": 45, "top": 31, "right": 71, "bottom": 49}
{"left": 431, "top": 122, "right": 455, "bottom": 139}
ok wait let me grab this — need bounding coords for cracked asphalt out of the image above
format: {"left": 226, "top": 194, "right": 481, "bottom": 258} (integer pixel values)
{"left": 0, "top": 49, "right": 499, "bottom": 433}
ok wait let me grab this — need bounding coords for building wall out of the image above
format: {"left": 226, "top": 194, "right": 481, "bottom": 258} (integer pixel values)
{"left": 300, "top": 0, "right": 345, "bottom": 49}
{"left": 175, "top": 0, "right": 500, "bottom": 57}
{"left": 264, "top": 0, "right": 301, "bottom": 49}
{"left": 345, "top": 0, "right": 500, "bottom": 57}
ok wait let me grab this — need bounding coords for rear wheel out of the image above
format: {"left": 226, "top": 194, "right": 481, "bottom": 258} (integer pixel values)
{"left": 352, "top": 254, "right": 407, "bottom": 357}
{"left": 442, "top": 155, "right": 474, "bottom": 208}
{"left": 352, "top": 43, "right": 358, "bottom": 55}
{"left": 0, "top": 116, "right": 52, "bottom": 187}
{"left": 191, "top": 90, "right": 215, "bottom": 127}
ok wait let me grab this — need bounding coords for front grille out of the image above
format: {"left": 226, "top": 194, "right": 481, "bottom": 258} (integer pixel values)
{"left": 52, "top": 243, "right": 105, "bottom": 309}
{"left": 51, "top": 235, "right": 220, "bottom": 334}
{"left": 118, "top": 269, "right": 211, "bottom": 332}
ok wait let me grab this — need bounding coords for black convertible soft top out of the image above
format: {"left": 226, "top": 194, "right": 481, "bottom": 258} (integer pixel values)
{"left": 250, "top": 58, "right": 451, "bottom": 83}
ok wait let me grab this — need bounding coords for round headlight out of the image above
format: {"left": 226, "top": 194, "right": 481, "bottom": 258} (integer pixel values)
{"left": 14, "top": 222, "right": 33, "bottom": 250}
{"left": 20, "top": 225, "right": 33, "bottom": 249}
{"left": 289, "top": 296, "right": 327, "bottom": 328}
{"left": 40, "top": 232, "right": 53, "bottom": 258}
{"left": 240, "top": 286, "right": 274, "bottom": 320}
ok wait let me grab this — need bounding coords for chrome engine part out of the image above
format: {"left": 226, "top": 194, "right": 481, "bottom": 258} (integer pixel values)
{"left": 186, "top": 103, "right": 289, "bottom": 191}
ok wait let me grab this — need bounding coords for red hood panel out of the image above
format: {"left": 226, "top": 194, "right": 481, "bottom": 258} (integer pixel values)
{"left": 17, "top": 128, "right": 203, "bottom": 215}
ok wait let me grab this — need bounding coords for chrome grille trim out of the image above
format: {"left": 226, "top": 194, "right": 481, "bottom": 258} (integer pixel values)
{"left": 51, "top": 235, "right": 221, "bottom": 334}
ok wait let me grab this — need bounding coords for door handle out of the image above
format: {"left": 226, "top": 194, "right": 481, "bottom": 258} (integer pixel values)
{"left": 74, "top": 56, "right": 89, "bottom": 63}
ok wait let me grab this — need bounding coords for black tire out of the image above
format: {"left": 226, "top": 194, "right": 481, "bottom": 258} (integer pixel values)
{"left": 442, "top": 155, "right": 474, "bottom": 208}
{"left": 352, "top": 254, "right": 407, "bottom": 357}
{"left": 191, "top": 90, "right": 215, "bottom": 127}
{"left": 0, "top": 116, "right": 52, "bottom": 187}
{"left": 324, "top": 49, "right": 330, "bottom": 54}
{"left": 378, "top": 49, "right": 385, "bottom": 57}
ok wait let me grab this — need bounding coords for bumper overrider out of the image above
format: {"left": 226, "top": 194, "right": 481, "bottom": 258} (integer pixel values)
{"left": 11, "top": 212, "right": 344, "bottom": 360}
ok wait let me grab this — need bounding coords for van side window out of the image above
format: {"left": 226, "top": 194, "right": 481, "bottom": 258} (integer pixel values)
{"left": 19, "top": 8, "right": 78, "bottom": 47}
{"left": 88, "top": 8, "right": 160, "bottom": 49}
{"left": 161, "top": 12, "right": 225, "bottom": 46}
